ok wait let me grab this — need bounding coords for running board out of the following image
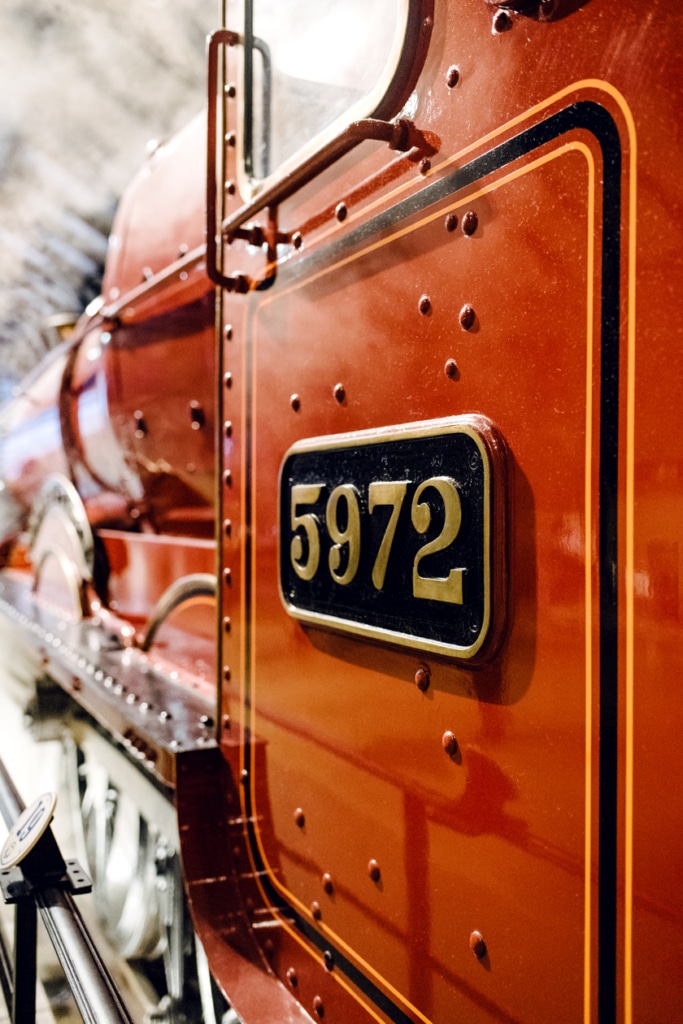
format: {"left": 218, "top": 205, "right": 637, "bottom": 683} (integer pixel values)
{"left": 0, "top": 572, "right": 217, "bottom": 790}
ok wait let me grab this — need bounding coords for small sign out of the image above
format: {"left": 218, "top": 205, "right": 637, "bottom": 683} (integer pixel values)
{"left": 0, "top": 792, "right": 58, "bottom": 870}
{"left": 279, "top": 416, "right": 505, "bottom": 660}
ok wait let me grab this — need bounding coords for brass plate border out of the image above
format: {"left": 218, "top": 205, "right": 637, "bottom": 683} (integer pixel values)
{"left": 277, "top": 415, "right": 501, "bottom": 660}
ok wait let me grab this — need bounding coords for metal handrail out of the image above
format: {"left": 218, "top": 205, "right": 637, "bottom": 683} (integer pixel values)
{"left": 0, "top": 756, "right": 133, "bottom": 1024}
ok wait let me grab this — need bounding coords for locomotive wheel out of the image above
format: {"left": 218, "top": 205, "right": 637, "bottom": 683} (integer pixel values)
{"left": 66, "top": 729, "right": 235, "bottom": 1023}
{"left": 79, "top": 757, "right": 169, "bottom": 961}
{"left": 28, "top": 474, "right": 94, "bottom": 618}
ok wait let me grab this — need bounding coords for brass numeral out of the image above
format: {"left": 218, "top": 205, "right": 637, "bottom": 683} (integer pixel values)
{"left": 289, "top": 476, "right": 466, "bottom": 603}
{"left": 368, "top": 481, "right": 409, "bottom": 590}
{"left": 411, "top": 477, "right": 464, "bottom": 604}
{"left": 290, "top": 484, "right": 323, "bottom": 581}
{"left": 326, "top": 485, "right": 361, "bottom": 585}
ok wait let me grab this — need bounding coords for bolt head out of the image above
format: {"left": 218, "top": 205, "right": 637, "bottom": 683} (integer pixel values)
{"left": 442, "top": 731, "right": 459, "bottom": 757}
{"left": 294, "top": 808, "right": 305, "bottom": 828}
{"left": 368, "top": 859, "right": 381, "bottom": 882}
{"left": 469, "top": 930, "right": 487, "bottom": 959}
{"left": 415, "top": 667, "right": 430, "bottom": 691}
{"left": 492, "top": 9, "right": 513, "bottom": 32}
{"left": 322, "top": 872, "right": 334, "bottom": 894}
{"left": 418, "top": 294, "right": 432, "bottom": 316}
{"left": 458, "top": 305, "right": 476, "bottom": 331}
{"left": 446, "top": 65, "right": 460, "bottom": 88}
{"left": 462, "top": 210, "right": 478, "bottom": 236}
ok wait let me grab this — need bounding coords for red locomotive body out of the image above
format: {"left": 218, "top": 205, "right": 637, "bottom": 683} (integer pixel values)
{"left": 0, "top": 2, "right": 682, "bottom": 1023}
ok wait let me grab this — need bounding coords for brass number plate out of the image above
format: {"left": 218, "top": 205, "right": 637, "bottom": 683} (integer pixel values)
{"left": 279, "top": 417, "right": 505, "bottom": 660}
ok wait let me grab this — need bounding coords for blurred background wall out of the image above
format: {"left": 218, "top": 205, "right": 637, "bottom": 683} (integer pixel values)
{"left": 0, "top": 0, "right": 215, "bottom": 394}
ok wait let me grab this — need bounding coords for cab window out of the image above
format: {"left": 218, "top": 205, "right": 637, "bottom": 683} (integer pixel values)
{"left": 243, "top": 0, "right": 406, "bottom": 181}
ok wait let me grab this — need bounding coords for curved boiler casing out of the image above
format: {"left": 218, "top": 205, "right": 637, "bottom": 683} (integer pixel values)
{"left": 0, "top": 112, "right": 216, "bottom": 548}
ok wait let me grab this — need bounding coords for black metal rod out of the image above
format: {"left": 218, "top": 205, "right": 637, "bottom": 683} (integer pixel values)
{"left": 12, "top": 901, "right": 36, "bottom": 1024}
{"left": 0, "top": 920, "right": 14, "bottom": 1013}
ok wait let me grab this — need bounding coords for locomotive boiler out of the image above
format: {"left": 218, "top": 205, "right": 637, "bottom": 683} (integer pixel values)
{"left": 0, "top": 1, "right": 682, "bottom": 1023}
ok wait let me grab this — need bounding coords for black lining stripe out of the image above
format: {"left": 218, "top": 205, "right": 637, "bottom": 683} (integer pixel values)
{"left": 240, "top": 100, "right": 622, "bottom": 1024}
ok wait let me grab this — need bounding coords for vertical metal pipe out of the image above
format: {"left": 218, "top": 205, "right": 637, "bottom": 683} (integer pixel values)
{"left": 12, "top": 902, "right": 36, "bottom": 1024}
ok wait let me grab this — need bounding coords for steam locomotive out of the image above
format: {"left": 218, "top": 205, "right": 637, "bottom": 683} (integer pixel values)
{"left": 0, "top": 0, "right": 681, "bottom": 1022}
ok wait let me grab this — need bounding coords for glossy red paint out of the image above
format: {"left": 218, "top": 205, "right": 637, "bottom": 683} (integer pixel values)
{"left": 0, "top": 2, "right": 681, "bottom": 1023}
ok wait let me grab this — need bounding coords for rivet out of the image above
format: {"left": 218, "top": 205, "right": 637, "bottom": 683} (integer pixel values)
{"left": 225, "top": 180, "right": 236, "bottom": 195}
{"left": 469, "top": 930, "right": 487, "bottom": 959}
{"left": 462, "top": 210, "right": 478, "bottom": 236}
{"left": 458, "top": 305, "right": 476, "bottom": 331}
{"left": 290, "top": 393, "right": 301, "bottom": 412}
{"left": 223, "top": 666, "right": 231, "bottom": 681}
{"left": 224, "top": 518, "right": 232, "bottom": 536}
{"left": 418, "top": 294, "right": 432, "bottom": 316}
{"left": 446, "top": 65, "right": 460, "bottom": 88}
{"left": 492, "top": 8, "right": 513, "bottom": 32}
{"left": 292, "top": 231, "right": 303, "bottom": 250}
{"left": 287, "top": 967, "right": 298, "bottom": 987}
{"left": 445, "top": 212, "right": 458, "bottom": 232}
{"left": 442, "top": 731, "right": 459, "bottom": 758}
{"left": 223, "top": 568, "right": 232, "bottom": 585}
{"left": 294, "top": 808, "right": 305, "bottom": 828}
{"left": 224, "top": 372, "right": 233, "bottom": 388}
{"left": 333, "top": 382, "right": 345, "bottom": 403}
{"left": 323, "top": 950, "right": 334, "bottom": 971}
{"left": 311, "top": 901, "right": 322, "bottom": 920}
{"left": 225, "top": 131, "right": 236, "bottom": 147}
{"left": 241, "top": 769, "right": 248, "bottom": 783}
{"left": 222, "top": 714, "right": 231, "bottom": 729}
{"left": 225, "top": 82, "right": 237, "bottom": 98}
{"left": 420, "top": 158, "right": 431, "bottom": 175}
{"left": 223, "top": 469, "right": 232, "bottom": 486}
{"left": 224, "top": 324, "right": 233, "bottom": 340}
{"left": 335, "top": 202, "right": 348, "bottom": 222}
{"left": 224, "top": 421, "right": 233, "bottom": 438}
{"left": 415, "top": 666, "right": 430, "bottom": 692}
{"left": 223, "top": 616, "right": 231, "bottom": 633}
{"left": 313, "top": 996, "right": 324, "bottom": 1018}
{"left": 445, "top": 358, "right": 459, "bottom": 379}
{"left": 368, "top": 859, "right": 381, "bottom": 882}
{"left": 322, "top": 872, "right": 334, "bottom": 894}
{"left": 142, "top": 266, "right": 153, "bottom": 281}
{"left": 200, "top": 715, "right": 214, "bottom": 727}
